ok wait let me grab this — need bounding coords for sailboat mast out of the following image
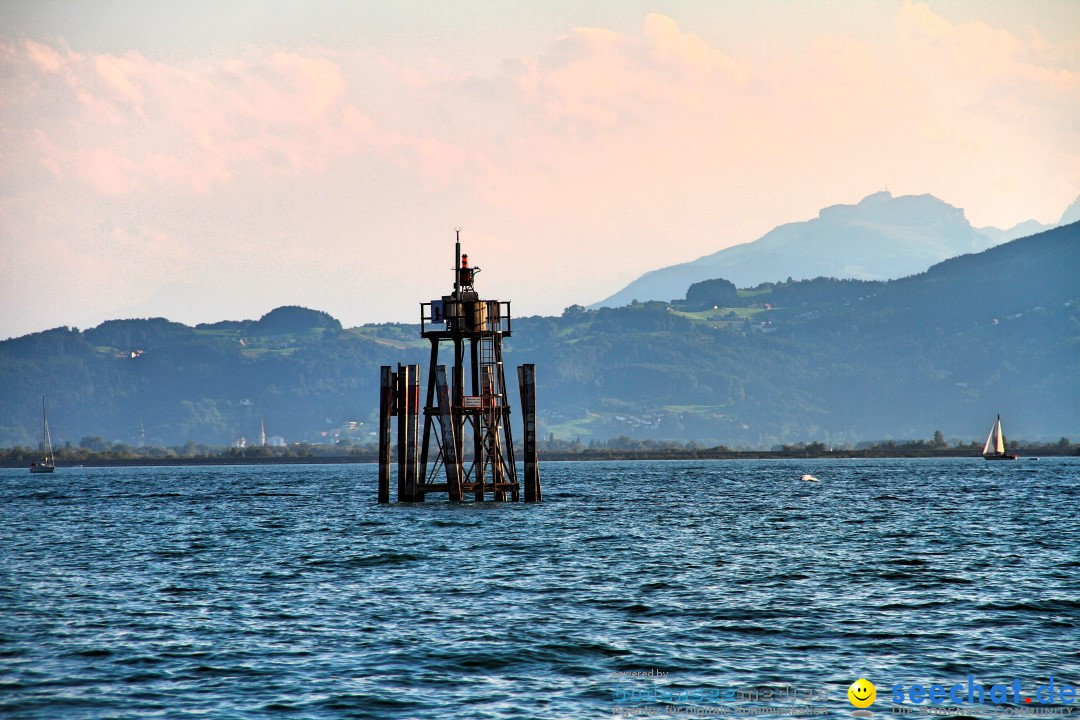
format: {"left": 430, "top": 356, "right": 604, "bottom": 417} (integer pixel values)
{"left": 42, "top": 396, "right": 53, "bottom": 460}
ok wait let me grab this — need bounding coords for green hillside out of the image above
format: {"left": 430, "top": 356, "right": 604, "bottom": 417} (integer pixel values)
{"left": 1, "top": 224, "right": 1077, "bottom": 449}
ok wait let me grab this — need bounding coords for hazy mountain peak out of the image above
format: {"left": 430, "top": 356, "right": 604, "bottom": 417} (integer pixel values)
{"left": 861, "top": 189, "right": 892, "bottom": 202}
{"left": 1060, "top": 194, "right": 1080, "bottom": 226}
{"left": 818, "top": 191, "right": 966, "bottom": 227}
{"left": 591, "top": 190, "right": 989, "bottom": 309}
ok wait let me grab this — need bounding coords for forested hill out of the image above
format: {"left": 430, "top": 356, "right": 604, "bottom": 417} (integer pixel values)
{"left": 1, "top": 225, "right": 1077, "bottom": 449}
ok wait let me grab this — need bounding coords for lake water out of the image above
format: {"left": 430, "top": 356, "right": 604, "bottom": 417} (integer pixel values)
{"left": 1, "top": 458, "right": 1077, "bottom": 719}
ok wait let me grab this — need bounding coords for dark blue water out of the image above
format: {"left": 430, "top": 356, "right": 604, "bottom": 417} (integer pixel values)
{"left": 1, "top": 459, "right": 1077, "bottom": 719}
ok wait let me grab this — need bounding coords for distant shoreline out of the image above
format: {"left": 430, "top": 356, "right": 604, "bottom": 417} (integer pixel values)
{"left": 3, "top": 447, "right": 1075, "bottom": 469}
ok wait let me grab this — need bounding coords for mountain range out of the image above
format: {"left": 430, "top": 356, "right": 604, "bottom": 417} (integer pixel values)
{"left": 592, "top": 191, "right": 1079, "bottom": 309}
{"left": 1, "top": 219, "right": 1077, "bottom": 450}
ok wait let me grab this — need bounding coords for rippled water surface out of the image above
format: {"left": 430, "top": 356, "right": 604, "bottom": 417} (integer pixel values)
{"left": 1, "top": 459, "right": 1077, "bottom": 719}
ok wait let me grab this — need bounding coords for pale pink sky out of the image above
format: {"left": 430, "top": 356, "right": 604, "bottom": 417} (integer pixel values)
{"left": 1, "top": 1, "right": 1077, "bottom": 339}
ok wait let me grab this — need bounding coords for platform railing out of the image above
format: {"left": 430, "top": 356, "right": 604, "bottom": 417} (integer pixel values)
{"left": 420, "top": 300, "right": 512, "bottom": 334}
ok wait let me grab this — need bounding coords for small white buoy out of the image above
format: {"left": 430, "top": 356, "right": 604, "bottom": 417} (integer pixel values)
{"left": 801, "top": 474, "right": 819, "bottom": 482}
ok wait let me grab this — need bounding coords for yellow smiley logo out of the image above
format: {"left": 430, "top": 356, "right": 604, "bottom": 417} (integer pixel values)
{"left": 848, "top": 679, "right": 876, "bottom": 708}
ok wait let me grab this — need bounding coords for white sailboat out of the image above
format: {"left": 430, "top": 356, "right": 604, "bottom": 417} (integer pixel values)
{"left": 29, "top": 396, "right": 56, "bottom": 473}
{"left": 982, "top": 414, "right": 1017, "bottom": 461}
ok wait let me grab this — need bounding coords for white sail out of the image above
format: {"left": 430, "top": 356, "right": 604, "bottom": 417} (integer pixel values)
{"left": 983, "top": 416, "right": 1005, "bottom": 456}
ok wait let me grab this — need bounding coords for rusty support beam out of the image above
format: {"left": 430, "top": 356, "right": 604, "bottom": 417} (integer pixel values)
{"left": 435, "top": 365, "right": 462, "bottom": 501}
{"left": 396, "top": 364, "right": 408, "bottom": 501}
{"left": 418, "top": 341, "right": 439, "bottom": 486}
{"left": 378, "top": 365, "right": 392, "bottom": 503}
{"left": 453, "top": 338, "right": 465, "bottom": 487}
{"left": 518, "top": 364, "right": 541, "bottom": 502}
{"left": 407, "top": 364, "right": 421, "bottom": 501}
{"left": 471, "top": 338, "right": 484, "bottom": 501}
{"left": 496, "top": 341, "right": 518, "bottom": 501}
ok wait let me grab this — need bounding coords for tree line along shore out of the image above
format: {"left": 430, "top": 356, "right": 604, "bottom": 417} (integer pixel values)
{"left": 2, "top": 437, "right": 1076, "bottom": 468}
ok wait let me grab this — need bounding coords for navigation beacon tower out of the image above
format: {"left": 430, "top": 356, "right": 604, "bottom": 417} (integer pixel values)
{"left": 377, "top": 231, "right": 540, "bottom": 503}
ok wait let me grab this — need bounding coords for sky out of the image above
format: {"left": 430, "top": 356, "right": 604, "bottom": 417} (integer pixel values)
{"left": 1, "top": 0, "right": 1078, "bottom": 340}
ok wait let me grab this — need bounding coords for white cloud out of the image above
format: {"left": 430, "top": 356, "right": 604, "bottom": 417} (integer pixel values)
{"left": 25, "top": 38, "right": 62, "bottom": 73}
